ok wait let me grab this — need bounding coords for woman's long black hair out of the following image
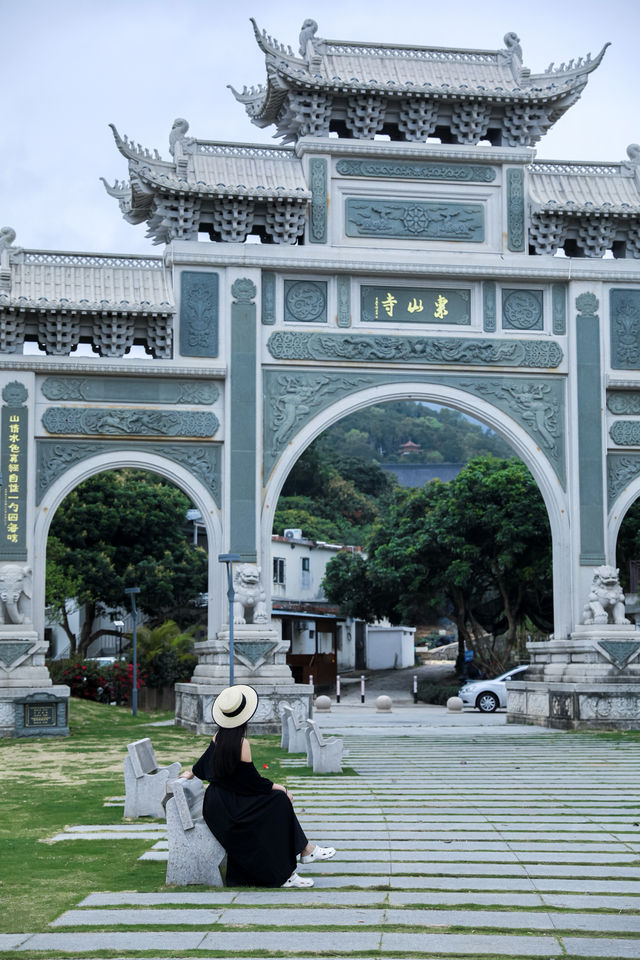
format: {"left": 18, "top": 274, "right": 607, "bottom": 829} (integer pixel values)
{"left": 212, "top": 722, "right": 248, "bottom": 779}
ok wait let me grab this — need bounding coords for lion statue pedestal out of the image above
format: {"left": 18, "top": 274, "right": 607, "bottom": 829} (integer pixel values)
{"left": 175, "top": 620, "right": 313, "bottom": 735}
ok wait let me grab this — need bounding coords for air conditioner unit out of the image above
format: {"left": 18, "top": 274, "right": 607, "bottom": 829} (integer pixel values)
{"left": 284, "top": 528, "right": 302, "bottom": 540}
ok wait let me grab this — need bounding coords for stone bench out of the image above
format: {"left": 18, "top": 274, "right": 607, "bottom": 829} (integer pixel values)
{"left": 305, "top": 718, "right": 344, "bottom": 773}
{"left": 165, "top": 777, "right": 226, "bottom": 886}
{"left": 123, "top": 737, "right": 181, "bottom": 818}
{"left": 280, "top": 703, "right": 308, "bottom": 754}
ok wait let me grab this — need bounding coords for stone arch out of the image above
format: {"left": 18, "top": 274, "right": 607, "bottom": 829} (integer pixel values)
{"left": 33, "top": 450, "right": 223, "bottom": 642}
{"left": 608, "top": 474, "right": 640, "bottom": 577}
{"left": 262, "top": 379, "right": 572, "bottom": 637}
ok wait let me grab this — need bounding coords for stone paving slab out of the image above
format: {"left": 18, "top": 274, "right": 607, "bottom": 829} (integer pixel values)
{"left": 197, "top": 931, "right": 382, "bottom": 951}
{"left": 562, "top": 937, "right": 640, "bottom": 958}
{"left": 80, "top": 891, "right": 238, "bottom": 906}
{"left": 379, "top": 932, "right": 559, "bottom": 955}
{"left": 544, "top": 894, "right": 640, "bottom": 911}
{"left": 220, "top": 907, "right": 385, "bottom": 925}
{"left": 51, "top": 908, "right": 223, "bottom": 927}
{"left": 0, "top": 935, "right": 30, "bottom": 949}
{"left": 16, "top": 932, "right": 207, "bottom": 951}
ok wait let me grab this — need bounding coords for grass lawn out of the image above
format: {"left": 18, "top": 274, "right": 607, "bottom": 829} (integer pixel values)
{"left": 0, "top": 698, "right": 344, "bottom": 934}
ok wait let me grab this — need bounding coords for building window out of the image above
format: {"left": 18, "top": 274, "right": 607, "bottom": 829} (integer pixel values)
{"left": 301, "top": 555, "right": 311, "bottom": 588}
{"left": 301, "top": 557, "right": 310, "bottom": 572}
{"left": 273, "top": 557, "right": 286, "bottom": 585}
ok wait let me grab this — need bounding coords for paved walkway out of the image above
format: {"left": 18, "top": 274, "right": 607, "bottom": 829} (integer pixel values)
{"left": 3, "top": 709, "right": 640, "bottom": 958}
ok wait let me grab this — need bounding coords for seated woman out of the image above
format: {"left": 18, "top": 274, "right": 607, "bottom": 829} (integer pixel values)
{"left": 180, "top": 683, "right": 335, "bottom": 888}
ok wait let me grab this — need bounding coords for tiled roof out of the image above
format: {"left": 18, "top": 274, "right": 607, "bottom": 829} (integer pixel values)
{"left": 1, "top": 252, "right": 172, "bottom": 313}
{"left": 529, "top": 160, "right": 640, "bottom": 215}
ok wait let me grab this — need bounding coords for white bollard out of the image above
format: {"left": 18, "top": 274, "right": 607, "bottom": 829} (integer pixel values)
{"left": 315, "top": 695, "right": 331, "bottom": 712}
{"left": 447, "top": 696, "right": 464, "bottom": 712}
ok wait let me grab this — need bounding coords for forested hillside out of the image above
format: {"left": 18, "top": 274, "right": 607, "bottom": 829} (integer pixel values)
{"left": 273, "top": 401, "right": 512, "bottom": 544}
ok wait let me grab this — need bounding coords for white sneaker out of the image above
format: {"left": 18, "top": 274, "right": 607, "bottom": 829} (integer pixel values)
{"left": 300, "top": 844, "right": 336, "bottom": 864}
{"left": 282, "top": 871, "right": 314, "bottom": 888}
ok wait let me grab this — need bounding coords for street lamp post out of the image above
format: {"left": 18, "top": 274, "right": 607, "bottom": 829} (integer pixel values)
{"left": 218, "top": 554, "right": 241, "bottom": 686}
{"left": 124, "top": 587, "right": 141, "bottom": 716}
{"left": 113, "top": 619, "right": 124, "bottom": 658}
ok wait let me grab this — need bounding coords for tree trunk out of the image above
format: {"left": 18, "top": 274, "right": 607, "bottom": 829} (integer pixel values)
{"left": 77, "top": 601, "right": 97, "bottom": 658}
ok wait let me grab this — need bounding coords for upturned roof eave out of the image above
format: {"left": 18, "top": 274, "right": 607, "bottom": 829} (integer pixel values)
{"left": 131, "top": 161, "right": 311, "bottom": 201}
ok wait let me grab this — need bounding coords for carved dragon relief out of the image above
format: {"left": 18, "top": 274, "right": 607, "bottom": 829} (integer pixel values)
{"left": 264, "top": 370, "right": 566, "bottom": 486}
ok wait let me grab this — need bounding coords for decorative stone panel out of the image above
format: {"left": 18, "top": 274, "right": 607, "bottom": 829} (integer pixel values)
{"left": 309, "top": 158, "right": 328, "bottom": 244}
{"left": 360, "top": 285, "right": 471, "bottom": 325}
{"left": 336, "top": 276, "right": 351, "bottom": 328}
{"left": 552, "top": 284, "right": 567, "bottom": 336}
{"left": 41, "top": 407, "right": 219, "bottom": 439}
{"left": 267, "top": 330, "right": 563, "bottom": 367}
{"left": 608, "top": 452, "right": 640, "bottom": 507}
{"left": 345, "top": 198, "right": 484, "bottom": 242}
{"left": 506, "top": 169, "right": 525, "bottom": 252}
{"left": 335, "top": 158, "right": 496, "bottom": 183}
{"left": 610, "top": 289, "right": 640, "bottom": 369}
{"left": 37, "top": 439, "right": 221, "bottom": 505}
{"left": 180, "top": 271, "right": 219, "bottom": 358}
{"left": 284, "top": 280, "right": 327, "bottom": 324}
{"left": 501, "top": 289, "right": 543, "bottom": 330}
{"left": 610, "top": 422, "right": 640, "bottom": 446}
{"left": 41, "top": 376, "right": 218, "bottom": 405}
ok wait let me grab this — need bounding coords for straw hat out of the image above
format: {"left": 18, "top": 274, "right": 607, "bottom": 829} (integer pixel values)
{"left": 212, "top": 684, "right": 259, "bottom": 728}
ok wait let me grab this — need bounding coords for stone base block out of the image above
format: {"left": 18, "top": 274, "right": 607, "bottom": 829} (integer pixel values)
{"left": 507, "top": 679, "right": 640, "bottom": 730}
{"left": 0, "top": 686, "right": 70, "bottom": 737}
{"left": 175, "top": 680, "right": 313, "bottom": 735}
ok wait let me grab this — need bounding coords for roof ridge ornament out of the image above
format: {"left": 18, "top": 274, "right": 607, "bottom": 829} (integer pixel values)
{"left": 0, "top": 226, "right": 18, "bottom": 293}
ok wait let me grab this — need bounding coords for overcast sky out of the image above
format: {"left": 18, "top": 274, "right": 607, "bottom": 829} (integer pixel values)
{"left": 2, "top": 0, "right": 639, "bottom": 256}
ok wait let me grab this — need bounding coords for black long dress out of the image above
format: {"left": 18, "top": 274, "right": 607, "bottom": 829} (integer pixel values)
{"left": 192, "top": 740, "right": 308, "bottom": 887}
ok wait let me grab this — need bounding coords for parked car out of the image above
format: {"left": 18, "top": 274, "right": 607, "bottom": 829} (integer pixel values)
{"left": 458, "top": 664, "right": 529, "bottom": 712}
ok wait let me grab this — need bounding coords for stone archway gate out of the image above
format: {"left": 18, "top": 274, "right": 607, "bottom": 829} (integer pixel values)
{"left": 2, "top": 20, "right": 640, "bottom": 734}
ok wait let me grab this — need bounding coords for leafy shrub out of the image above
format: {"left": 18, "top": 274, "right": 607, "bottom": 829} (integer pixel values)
{"left": 48, "top": 655, "right": 143, "bottom": 703}
{"left": 417, "top": 679, "right": 461, "bottom": 705}
{"left": 136, "top": 620, "right": 196, "bottom": 689}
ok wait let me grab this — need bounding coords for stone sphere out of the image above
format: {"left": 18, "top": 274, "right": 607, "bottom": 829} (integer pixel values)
{"left": 446, "top": 696, "right": 464, "bottom": 712}
{"left": 314, "top": 695, "right": 331, "bottom": 711}
{"left": 375, "top": 695, "right": 392, "bottom": 712}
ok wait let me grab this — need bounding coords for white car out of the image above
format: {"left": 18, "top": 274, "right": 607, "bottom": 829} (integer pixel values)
{"left": 458, "top": 664, "right": 529, "bottom": 713}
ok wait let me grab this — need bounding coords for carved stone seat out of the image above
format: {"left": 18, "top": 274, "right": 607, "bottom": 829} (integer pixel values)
{"left": 305, "top": 718, "right": 343, "bottom": 773}
{"left": 281, "top": 703, "right": 308, "bottom": 753}
{"left": 165, "top": 777, "right": 226, "bottom": 886}
{"left": 123, "top": 737, "right": 181, "bottom": 818}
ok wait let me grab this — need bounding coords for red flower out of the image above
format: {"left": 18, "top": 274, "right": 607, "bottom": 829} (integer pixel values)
{"left": 263, "top": 764, "right": 269, "bottom": 769}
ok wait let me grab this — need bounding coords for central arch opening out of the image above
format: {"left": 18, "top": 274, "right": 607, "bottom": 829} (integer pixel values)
{"left": 266, "top": 393, "right": 558, "bottom": 688}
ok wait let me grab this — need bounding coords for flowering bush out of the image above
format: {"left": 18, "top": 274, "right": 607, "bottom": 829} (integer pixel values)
{"left": 48, "top": 656, "right": 144, "bottom": 704}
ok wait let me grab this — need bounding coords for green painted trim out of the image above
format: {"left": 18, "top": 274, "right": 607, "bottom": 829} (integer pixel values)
{"left": 0, "top": 386, "right": 28, "bottom": 561}
{"left": 483, "top": 282, "right": 496, "bottom": 332}
{"left": 230, "top": 279, "right": 257, "bottom": 560}
{"left": 36, "top": 439, "right": 222, "bottom": 506}
{"left": 336, "top": 158, "right": 496, "bottom": 183}
{"left": 576, "top": 294, "right": 605, "bottom": 565}
{"left": 552, "top": 284, "right": 567, "bottom": 336}
{"left": 506, "top": 168, "right": 525, "bottom": 252}
{"left": 309, "top": 158, "right": 328, "bottom": 244}
{"left": 261, "top": 272, "right": 276, "bottom": 325}
{"left": 337, "top": 276, "right": 351, "bottom": 328}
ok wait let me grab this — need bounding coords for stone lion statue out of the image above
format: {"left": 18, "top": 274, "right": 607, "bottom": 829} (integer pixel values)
{"left": 232, "top": 563, "right": 269, "bottom": 624}
{"left": 583, "top": 565, "right": 630, "bottom": 625}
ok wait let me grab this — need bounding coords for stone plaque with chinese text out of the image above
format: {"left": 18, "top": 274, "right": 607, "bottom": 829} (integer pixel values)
{"left": 360, "top": 286, "right": 471, "bottom": 325}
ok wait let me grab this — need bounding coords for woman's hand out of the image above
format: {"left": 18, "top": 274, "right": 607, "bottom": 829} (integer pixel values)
{"left": 179, "top": 771, "right": 195, "bottom": 780}
{"left": 286, "top": 789, "right": 294, "bottom": 804}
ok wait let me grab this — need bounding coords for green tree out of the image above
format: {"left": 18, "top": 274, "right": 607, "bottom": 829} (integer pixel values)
{"left": 323, "top": 456, "right": 553, "bottom": 671}
{"left": 46, "top": 471, "right": 208, "bottom": 655}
